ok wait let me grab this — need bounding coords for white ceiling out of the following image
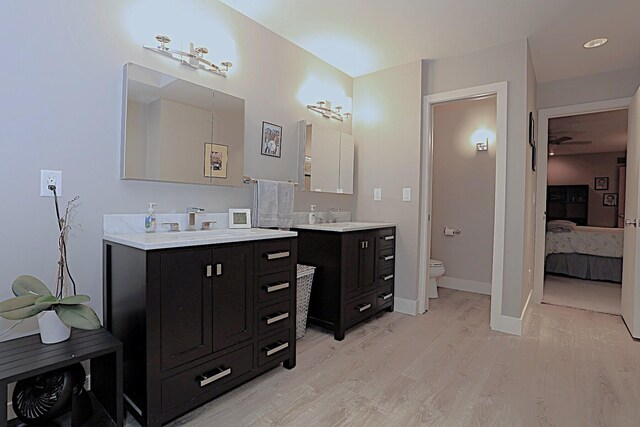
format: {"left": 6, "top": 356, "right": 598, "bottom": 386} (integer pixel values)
{"left": 548, "top": 109, "right": 628, "bottom": 156}
{"left": 220, "top": 0, "right": 640, "bottom": 82}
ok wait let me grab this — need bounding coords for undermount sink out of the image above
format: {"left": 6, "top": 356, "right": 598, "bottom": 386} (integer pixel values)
{"left": 294, "top": 221, "right": 396, "bottom": 232}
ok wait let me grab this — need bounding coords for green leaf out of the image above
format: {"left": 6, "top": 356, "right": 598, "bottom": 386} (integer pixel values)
{"left": 12, "top": 275, "right": 52, "bottom": 297}
{"left": 55, "top": 305, "right": 101, "bottom": 330}
{"left": 36, "top": 295, "right": 60, "bottom": 305}
{"left": 0, "top": 304, "right": 50, "bottom": 320}
{"left": 0, "top": 295, "right": 39, "bottom": 313}
{"left": 59, "top": 295, "right": 90, "bottom": 305}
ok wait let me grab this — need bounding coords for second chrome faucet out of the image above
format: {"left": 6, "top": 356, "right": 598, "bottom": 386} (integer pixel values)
{"left": 187, "top": 207, "right": 205, "bottom": 231}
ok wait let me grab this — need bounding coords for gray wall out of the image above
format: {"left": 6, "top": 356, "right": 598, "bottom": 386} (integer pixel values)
{"left": 0, "top": 0, "right": 355, "bottom": 338}
{"left": 352, "top": 61, "right": 423, "bottom": 302}
{"left": 522, "top": 42, "right": 538, "bottom": 309}
{"left": 423, "top": 39, "right": 530, "bottom": 318}
{"left": 547, "top": 152, "right": 625, "bottom": 227}
{"left": 538, "top": 66, "right": 640, "bottom": 109}
{"left": 431, "top": 97, "right": 496, "bottom": 286}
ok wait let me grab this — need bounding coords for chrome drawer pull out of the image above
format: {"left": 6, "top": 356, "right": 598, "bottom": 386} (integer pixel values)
{"left": 205, "top": 265, "right": 212, "bottom": 278}
{"left": 382, "top": 235, "right": 395, "bottom": 241}
{"left": 265, "top": 282, "right": 289, "bottom": 293}
{"left": 382, "top": 274, "right": 394, "bottom": 281}
{"left": 265, "top": 341, "right": 289, "bottom": 356}
{"left": 265, "top": 312, "right": 289, "bottom": 325}
{"left": 198, "top": 367, "right": 232, "bottom": 387}
{"left": 381, "top": 292, "right": 393, "bottom": 300}
{"left": 266, "top": 251, "right": 290, "bottom": 260}
{"left": 382, "top": 255, "right": 394, "bottom": 261}
{"left": 357, "top": 303, "right": 372, "bottom": 312}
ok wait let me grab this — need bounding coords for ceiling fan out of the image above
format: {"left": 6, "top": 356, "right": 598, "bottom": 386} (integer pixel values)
{"left": 548, "top": 134, "right": 592, "bottom": 145}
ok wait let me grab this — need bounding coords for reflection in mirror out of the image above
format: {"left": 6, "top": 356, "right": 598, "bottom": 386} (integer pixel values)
{"left": 121, "top": 63, "right": 245, "bottom": 187}
{"left": 297, "top": 120, "right": 354, "bottom": 194}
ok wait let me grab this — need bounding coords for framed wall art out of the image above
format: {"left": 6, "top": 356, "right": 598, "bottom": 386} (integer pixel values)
{"left": 204, "top": 143, "right": 228, "bottom": 179}
{"left": 261, "top": 121, "right": 282, "bottom": 158}
{"left": 594, "top": 176, "right": 609, "bottom": 190}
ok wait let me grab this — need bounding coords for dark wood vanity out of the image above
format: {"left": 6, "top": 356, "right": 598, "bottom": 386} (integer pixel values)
{"left": 294, "top": 225, "right": 396, "bottom": 340}
{"left": 103, "top": 235, "right": 297, "bottom": 426}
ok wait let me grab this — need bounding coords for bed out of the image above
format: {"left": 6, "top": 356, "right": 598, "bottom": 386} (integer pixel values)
{"left": 545, "top": 225, "right": 624, "bottom": 283}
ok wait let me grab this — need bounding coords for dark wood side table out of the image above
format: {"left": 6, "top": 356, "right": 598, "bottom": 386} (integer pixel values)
{"left": 0, "top": 328, "right": 123, "bottom": 427}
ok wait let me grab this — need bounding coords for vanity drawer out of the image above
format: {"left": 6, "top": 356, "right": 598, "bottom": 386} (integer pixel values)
{"left": 257, "top": 239, "right": 292, "bottom": 273}
{"left": 378, "top": 228, "right": 396, "bottom": 250}
{"left": 258, "top": 271, "right": 292, "bottom": 304}
{"left": 378, "top": 271, "right": 395, "bottom": 287}
{"left": 377, "top": 284, "right": 394, "bottom": 309}
{"left": 161, "top": 344, "right": 253, "bottom": 413}
{"left": 344, "top": 292, "right": 378, "bottom": 328}
{"left": 258, "top": 300, "right": 292, "bottom": 336}
{"left": 258, "top": 330, "right": 291, "bottom": 367}
{"left": 378, "top": 247, "right": 395, "bottom": 272}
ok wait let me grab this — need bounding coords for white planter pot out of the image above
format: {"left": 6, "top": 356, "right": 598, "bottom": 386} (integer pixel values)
{"left": 37, "top": 310, "right": 71, "bottom": 344}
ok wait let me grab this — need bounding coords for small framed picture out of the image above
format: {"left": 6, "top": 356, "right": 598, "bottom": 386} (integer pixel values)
{"left": 204, "top": 143, "right": 228, "bottom": 178}
{"left": 229, "top": 208, "right": 251, "bottom": 228}
{"left": 261, "top": 122, "right": 282, "bottom": 158}
{"left": 603, "top": 193, "right": 618, "bottom": 207}
{"left": 528, "top": 112, "right": 535, "bottom": 148}
{"left": 594, "top": 176, "right": 609, "bottom": 190}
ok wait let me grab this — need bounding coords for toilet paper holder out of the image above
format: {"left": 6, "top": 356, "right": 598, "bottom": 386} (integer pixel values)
{"left": 444, "top": 226, "right": 462, "bottom": 236}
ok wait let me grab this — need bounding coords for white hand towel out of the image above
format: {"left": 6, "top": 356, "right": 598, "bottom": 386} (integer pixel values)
{"left": 277, "top": 181, "right": 295, "bottom": 228}
{"left": 253, "top": 179, "right": 279, "bottom": 228}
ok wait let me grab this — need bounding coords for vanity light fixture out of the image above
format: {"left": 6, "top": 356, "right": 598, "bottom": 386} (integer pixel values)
{"left": 144, "top": 35, "right": 232, "bottom": 77}
{"left": 583, "top": 37, "right": 608, "bottom": 49}
{"left": 307, "top": 100, "right": 351, "bottom": 122}
{"left": 476, "top": 138, "right": 488, "bottom": 151}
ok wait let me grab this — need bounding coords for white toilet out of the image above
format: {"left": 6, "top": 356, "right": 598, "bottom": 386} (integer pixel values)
{"left": 429, "top": 259, "right": 445, "bottom": 298}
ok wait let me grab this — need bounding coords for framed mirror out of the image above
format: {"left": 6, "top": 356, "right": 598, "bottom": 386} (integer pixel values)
{"left": 121, "top": 63, "right": 245, "bottom": 187}
{"left": 297, "top": 120, "right": 354, "bottom": 194}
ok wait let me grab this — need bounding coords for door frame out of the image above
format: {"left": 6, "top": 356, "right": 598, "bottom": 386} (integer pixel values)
{"left": 532, "top": 97, "right": 633, "bottom": 303}
{"left": 418, "top": 81, "right": 508, "bottom": 333}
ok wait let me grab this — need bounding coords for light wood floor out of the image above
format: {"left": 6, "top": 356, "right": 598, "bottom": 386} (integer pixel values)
{"left": 128, "top": 288, "right": 640, "bottom": 427}
{"left": 543, "top": 274, "right": 622, "bottom": 315}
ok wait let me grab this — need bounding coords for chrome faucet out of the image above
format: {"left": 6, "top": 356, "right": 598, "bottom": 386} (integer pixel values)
{"left": 328, "top": 208, "right": 341, "bottom": 223}
{"left": 187, "top": 207, "right": 205, "bottom": 231}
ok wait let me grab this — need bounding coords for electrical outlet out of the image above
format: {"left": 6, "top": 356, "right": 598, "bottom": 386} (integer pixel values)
{"left": 374, "top": 188, "right": 382, "bottom": 201}
{"left": 403, "top": 187, "right": 411, "bottom": 202}
{"left": 40, "top": 170, "right": 62, "bottom": 197}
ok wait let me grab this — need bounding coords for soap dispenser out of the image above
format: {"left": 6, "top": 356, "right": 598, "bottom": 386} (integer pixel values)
{"left": 309, "top": 205, "right": 317, "bottom": 225}
{"left": 145, "top": 203, "right": 157, "bottom": 233}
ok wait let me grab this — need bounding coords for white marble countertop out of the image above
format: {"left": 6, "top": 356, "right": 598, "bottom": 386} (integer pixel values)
{"left": 104, "top": 228, "right": 297, "bottom": 250}
{"left": 292, "top": 222, "right": 395, "bottom": 232}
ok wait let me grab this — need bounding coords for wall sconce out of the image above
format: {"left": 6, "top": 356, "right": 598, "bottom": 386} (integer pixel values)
{"left": 144, "top": 35, "right": 232, "bottom": 77}
{"left": 476, "top": 138, "right": 489, "bottom": 151}
{"left": 307, "top": 100, "right": 351, "bottom": 122}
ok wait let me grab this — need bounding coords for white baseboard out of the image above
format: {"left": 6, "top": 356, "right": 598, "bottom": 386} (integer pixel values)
{"left": 393, "top": 297, "right": 418, "bottom": 315}
{"left": 438, "top": 276, "right": 492, "bottom": 296}
{"left": 494, "top": 289, "right": 532, "bottom": 336}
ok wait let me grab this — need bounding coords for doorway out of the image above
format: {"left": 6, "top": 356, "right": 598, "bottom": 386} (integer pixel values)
{"left": 418, "top": 82, "right": 508, "bottom": 333}
{"left": 533, "top": 98, "right": 633, "bottom": 315}
{"left": 542, "top": 109, "right": 628, "bottom": 315}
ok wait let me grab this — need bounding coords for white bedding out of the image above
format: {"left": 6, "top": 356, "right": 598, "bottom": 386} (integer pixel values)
{"left": 545, "top": 226, "right": 624, "bottom": 258}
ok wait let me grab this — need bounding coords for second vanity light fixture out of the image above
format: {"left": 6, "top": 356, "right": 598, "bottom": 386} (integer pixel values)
{"left": 144, "top": 35, "right": 232, "bottom": 77}
{"left": 307, "top": 100, "right": 351, "bottom": 122}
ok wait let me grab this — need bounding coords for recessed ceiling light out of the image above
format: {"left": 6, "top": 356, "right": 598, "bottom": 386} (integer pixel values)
{"left": 583, "top": 38, "right": 608, "bottom": 49}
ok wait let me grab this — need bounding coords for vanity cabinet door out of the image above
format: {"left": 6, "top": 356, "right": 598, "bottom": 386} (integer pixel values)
{"left": 159, "top": 249, "right": 213, "bottom": 371}
{"left": 359, "top": 232, "right": 377, "bottom": 293}
{"left": 211, "top": 244, "right": 254, "bottom": 352}
{"left": 343, "top": 232, "right": 377, "bottom": 300}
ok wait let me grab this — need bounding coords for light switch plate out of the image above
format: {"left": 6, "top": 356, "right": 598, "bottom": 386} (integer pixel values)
{"left": 403, "top": 187, "right": 411, "bottom": 201}
{"left": 374, "top": 188, "right": 382, "bottom": 201}
{"left": 40, "top": 170, "right": 62, "bottom": 197}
